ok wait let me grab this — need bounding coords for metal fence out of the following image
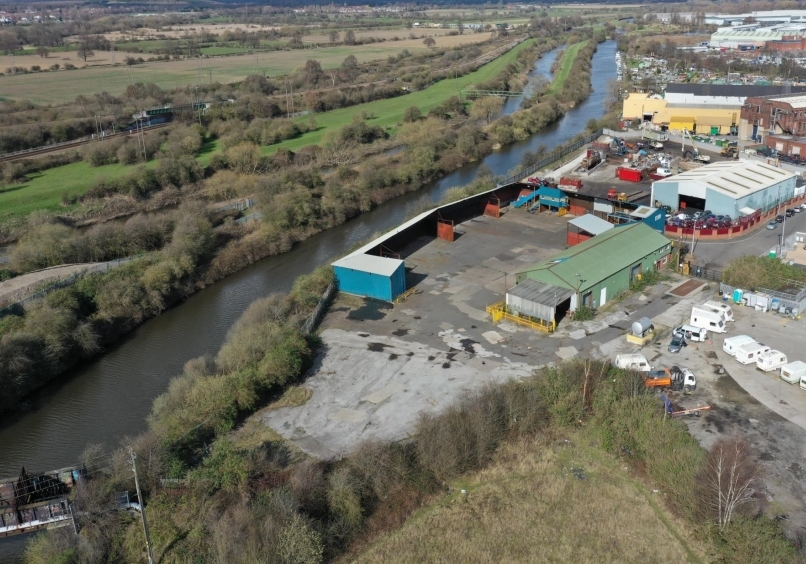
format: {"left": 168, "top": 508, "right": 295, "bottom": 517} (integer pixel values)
{"left": 686, "top": 265, "right": 722, "bottom": 282}
{"left": 301, "top": 281, "right": 336, "bottom": 335}
{"left": 498, "top": 129, "right": 604, "bottom": 187}
{"left": 0, "top": 257, "right": 137, "bottom": 319}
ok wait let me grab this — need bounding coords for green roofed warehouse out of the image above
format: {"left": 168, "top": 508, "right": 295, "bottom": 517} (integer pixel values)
{"left": 510, "top": 223, "right": 671, "bottom": 323}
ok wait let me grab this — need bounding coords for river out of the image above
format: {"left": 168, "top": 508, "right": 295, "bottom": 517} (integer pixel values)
{"left": 0, "top": 39, "right": 615, "bottom": 559}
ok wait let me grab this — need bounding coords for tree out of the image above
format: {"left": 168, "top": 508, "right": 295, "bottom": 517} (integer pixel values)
{"left": 403, "top": 106, "right": 422, "bottom": 123}
{"left": 304, "top": 59, "right": 323, "bottom": 88}
{"left": 37, "top": 46, "right": 49, "bottom": 58}
{"left": 344, "top": 30, "right": 357, "bottom": 46}
{"left": 329, "top": 30, "right": 339, "bottom": 44}
{"left": 423, "top": 37, "right": 436, "bottom": 48}
{"left": 470, "top": 96, "right": 504, "bottom": 124}
{"left": 124, "top": 56, "right": 137, "bottom": 67}
{"left": 696, "top": 437, "right": 764, "bottom": 531}
{"left": 458, "top": 22, "right": 464, "bottom": 35}
{"left": 77, "top": 35, "right": 94, "bottom": 62}
{"left": 340, "top": 54, "right": 359, "bottom": 81}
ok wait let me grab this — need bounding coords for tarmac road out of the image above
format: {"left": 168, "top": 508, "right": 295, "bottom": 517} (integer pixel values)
{"left": 688, "top": 207, "right": 806, "bottom": 269}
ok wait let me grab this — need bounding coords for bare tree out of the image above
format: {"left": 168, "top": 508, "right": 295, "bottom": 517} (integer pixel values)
{"left": 697, "top": 436, "right": 764, "bottom": 531}
{"left": 329, "top": 30, "right": 339, "bottom": 44}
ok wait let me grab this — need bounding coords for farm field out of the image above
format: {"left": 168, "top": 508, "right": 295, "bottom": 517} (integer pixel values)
{"left": 353, "top": 433, "right": 708, "bottom": 564}
{"left": 0, "top": 35, "right": 490, "bottom": 104}
{"left": 0, "top": 39, "right": 530, "bottom": 222}
{"left": 1, "top": 49, "right": 152, "bottom": 74}
{"left": 262, "top": 38, "right": 534, "bottom": 154}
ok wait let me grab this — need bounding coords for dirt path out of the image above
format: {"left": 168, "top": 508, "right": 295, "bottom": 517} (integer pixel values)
{"left": 0, "top": 263, "right": 102, "bottom": 306}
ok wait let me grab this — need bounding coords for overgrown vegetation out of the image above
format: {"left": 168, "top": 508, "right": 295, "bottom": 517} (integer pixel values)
{"left": 722, "top": 255, "right": 806, "bottom": 292}
{"left": 24, "top": 358, "right": 797, "bottom": 563}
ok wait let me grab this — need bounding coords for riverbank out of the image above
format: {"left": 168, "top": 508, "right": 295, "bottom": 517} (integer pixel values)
{"left": 0, "top": 36, "right": 605, "bottom": 419}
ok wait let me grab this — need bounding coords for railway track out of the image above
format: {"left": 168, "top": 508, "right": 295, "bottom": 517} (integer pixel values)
{"left": 0, "top": 122, "right": 174, "bottom": 163}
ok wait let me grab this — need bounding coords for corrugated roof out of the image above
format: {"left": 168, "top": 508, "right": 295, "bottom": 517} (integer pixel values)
{"left": 516, "top": 223, "right": 670, "bottom": 292}
{"left": 507, "top": 279, "right": 574, "bottom": 305}
{"left": 332, "top": 254, "right": 404, "bottom": 277}
{"left": 659, "top": 160, "right": 795, "bottom": 199}
{"left": 629, "top": 206, "right": 658, "bottom": 219}
{"left": 665, "top": 83, "right": 806, "bottom": 98}
{"left": 567, "top": 214, "right": 614, "bottom": 235}
{"left": 768, "top": 94, "right": 806, "bottom": 109}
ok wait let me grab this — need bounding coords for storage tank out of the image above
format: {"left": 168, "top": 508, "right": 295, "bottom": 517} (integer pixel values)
{"left": 631, "top": 317, "right": 653, "bottom": 337}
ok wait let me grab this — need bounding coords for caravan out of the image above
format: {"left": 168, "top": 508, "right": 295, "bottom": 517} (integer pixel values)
{"left": 723, "top": 335, "right": 756, "bottom": 356}
{"left": 704, "top": 301, "right": 734, "bottom": 321}
{"left": 614, "top": 354, "right": 653, "bottom": 372}
{"left": 756, "top": 350, "right": 788, "bottom": 372}
{"left": 674, "top": 325, "right": 707, "bottom": 342}
{"left": 780, "top": 361, "right": 806, "bottom": 384}
{"left": 690, "top": 306, "right": 727, "bottom": 333}
{"left": 735, "top": 342, "right": 771, "bottom": 365}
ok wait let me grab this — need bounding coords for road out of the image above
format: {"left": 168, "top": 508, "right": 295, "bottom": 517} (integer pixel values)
{"left": 690, "top": 209, "right": 806, "bottom": 269}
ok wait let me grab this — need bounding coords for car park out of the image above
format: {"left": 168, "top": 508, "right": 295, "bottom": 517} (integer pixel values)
{"left": 767, "top": 221, "right": 778, "bottom": 230}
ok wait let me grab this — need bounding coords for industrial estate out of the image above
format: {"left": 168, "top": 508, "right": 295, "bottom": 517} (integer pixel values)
{"left": 6, "top": 2, "right": 806, "bottom": 564}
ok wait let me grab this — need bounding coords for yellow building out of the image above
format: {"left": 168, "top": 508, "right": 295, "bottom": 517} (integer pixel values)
{"left": 622, "top": 92, "right": 739, "bottom": 135}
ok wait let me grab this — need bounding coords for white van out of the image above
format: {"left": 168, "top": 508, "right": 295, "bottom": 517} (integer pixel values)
{"left": 735, "top": 342, "right": 771, "bottom": 365}
{"left": 723, "top": 335, "right": 756, "bottom": 356}
{"left": 674, "top": 325, "right": 708, "bottom": 342}
{"left": 704, "top": 300, "right": 734, "bottom": 322}
{"left": 756, "top": 350, "right": 788, "bottom": 372}
{"left": 690, "top": 306, "right": 727, "bottom": 333}
{"left": 780, "top": 361, "right": 806, "bottom": 384}
{"left": 614, "top": 354, "right": 652, "bottom": 372}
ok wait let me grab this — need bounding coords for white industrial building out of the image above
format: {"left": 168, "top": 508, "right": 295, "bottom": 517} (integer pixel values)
{"left": 651, "top": 161, "right": 797, "bottom": 218}
{"left": 709, "top": 24, "right": 806, "bottom": 49}
{"left": 706, "top": 10, "right": 806, "bottom": 26}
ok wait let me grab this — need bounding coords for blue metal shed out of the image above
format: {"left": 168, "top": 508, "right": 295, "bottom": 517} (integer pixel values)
{"left": 536, "top": 186, "right": 568, "bottom": 208}
{"left": 332, "top": 254, "right": 406, "bottom": 302}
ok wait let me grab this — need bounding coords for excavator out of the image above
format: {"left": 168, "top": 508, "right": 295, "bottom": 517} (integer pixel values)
{"left": 681, "top": 129, "right": 711, "bottom": 164}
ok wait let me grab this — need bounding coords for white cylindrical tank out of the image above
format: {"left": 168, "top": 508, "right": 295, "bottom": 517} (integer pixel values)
{"left": 631, "top": 317, "right": 653, "bottom": 337}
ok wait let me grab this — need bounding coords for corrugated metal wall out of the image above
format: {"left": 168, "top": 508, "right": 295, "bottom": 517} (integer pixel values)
{"left": 506, "top": 294, "right": 555, "bottom": 322}
{"left": 334, "top": 266, "right": 393, "bottom": 301}
{"left": 390, "top": 263, "right": 406, "bottom": 300}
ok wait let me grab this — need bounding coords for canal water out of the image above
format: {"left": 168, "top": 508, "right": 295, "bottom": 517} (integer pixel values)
{"left": 0, "top": 38, "right": 615, "bottom": 561}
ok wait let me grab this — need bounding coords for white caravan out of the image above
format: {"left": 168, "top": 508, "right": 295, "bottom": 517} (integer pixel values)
{"left": 704, "top": 300, "right": 734, "bottom": 321}
{"left": 780, "top": 361, "right": 806, "bottom": 384}
{"left": 723, "top": 335, "right": 756, "bottom": 356}
{"left": 756, "top": 350, "right": 788, "bottom": 372}
{"left": 735, "top": 342, "right": 771, "bottom": 365}
{"left": 614, "top": 354, "right": 652, "bottom": 372}
{"left": 690, "top": 306, "right": 727, "bottom": 333}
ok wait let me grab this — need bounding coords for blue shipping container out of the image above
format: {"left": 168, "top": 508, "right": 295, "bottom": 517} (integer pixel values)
{"left": 332, "top": 254, "right": 406, "bottom": 302}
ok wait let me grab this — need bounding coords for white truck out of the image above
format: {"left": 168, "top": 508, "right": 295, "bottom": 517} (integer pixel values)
{"left": 780, "top": 361, "right": 806, "bottom": 384}
{"left": 723, "top": 335, "right": 756, "bottom": 356}
{"left": 756, "top": 350, "right": 788, "bottom": 372}
{"left": 690, "top": 306, "right": 727, "bottom": 333}
{"left": 735, "top": 342, "right": 771, "bottom": 365}
{"left": 614, "top": 354, "right": 653, "bottom": 372}
{"left": 674, "top": 324, "right": 707, "bottom": 342}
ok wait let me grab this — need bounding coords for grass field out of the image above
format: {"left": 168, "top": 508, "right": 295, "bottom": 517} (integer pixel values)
{"left": 262, "top": 38, "right": 534, "bottom": 154}
{"left": 353, "top": 433, "right": 709, "bottom": 564}
{"left": 0, "top": 161, "right": 137, "bottom": 224}
{"left": 0, "top": 40, "right": 530, "bottom": 223}
{"left": 0, "top": 35, "right": 489, "bottom": 104}
{"left": 547, "top": 40, "right": 587, "bottom": 94}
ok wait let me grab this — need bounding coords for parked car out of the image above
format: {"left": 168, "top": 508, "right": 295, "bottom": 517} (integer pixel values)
{"left": 676, "top": 213, "right": 691, "bottom": 220}
{"left": 800, "top": 202, "right": 806, "bottom": 210}
{"left": 786, "top": 209, "right": 796, "bottom": 217}
{"left": 767, "top": 221, "right": 778, "bottom": 230}
{"left": 776, "top": 214, "right": 785, "bottom": 223}
{"left": 794, "top": 206, "right": 803, "bottom": 213}
{"left": 668, "top": 333, "right": 688, "bottom": 353}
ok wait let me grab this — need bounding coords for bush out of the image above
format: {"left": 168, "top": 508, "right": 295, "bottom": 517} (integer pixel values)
{"left": 403, "top": 106, "right": 422, "bottom": 123}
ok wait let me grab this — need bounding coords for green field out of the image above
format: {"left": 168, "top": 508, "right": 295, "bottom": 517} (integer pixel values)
{"left": 0, "top": 161, "right": 139, "bottom": 224}
{"left": 547, "top": 40, "right": 587, "bottom": 95}
{"left": 0, "top": 39, "right": 531, "bottom": 223}
{"left": 262, "top": 38, "right": 535, "bottom": 154}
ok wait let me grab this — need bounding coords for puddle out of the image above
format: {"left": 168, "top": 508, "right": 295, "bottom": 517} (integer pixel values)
{"left": 392, "top": 328, "right": 409, "bottom": 337}
{"left": 367, "top": 342, "right": 389, "bottom": 352}
{"left": 348, "top": 299, "right": 392, "bottom": 321}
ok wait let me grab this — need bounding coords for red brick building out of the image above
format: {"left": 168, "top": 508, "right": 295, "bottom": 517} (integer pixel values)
{"left": 766, "top": 35, "right": 806, "bottom": 52}
{"left": 740, "top": 93, "right": 806, "bottom": 141}
{"left": 765, "top": 134, "right": 806, "bottom": 157}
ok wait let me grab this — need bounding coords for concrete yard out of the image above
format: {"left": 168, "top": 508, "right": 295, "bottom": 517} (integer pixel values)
{"left": 261, "top": 204, "right": 806, "bottom": 537}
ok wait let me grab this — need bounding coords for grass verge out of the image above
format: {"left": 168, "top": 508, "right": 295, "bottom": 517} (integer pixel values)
{"left": 548, "top": 40, "right": 587, "bottom": 95}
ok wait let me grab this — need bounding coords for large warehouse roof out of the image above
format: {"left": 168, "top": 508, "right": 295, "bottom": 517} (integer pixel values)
{"left": 516, "top": 223, "right": 670, "bottom": 293}
{"left": 567, "top": 214, "right": 613, "bottom": 236}
{"left": 768, "top": 95, "right": 806, "bottom": 109}
{"left": 664, "top": 83, "right": 806, "bottom": 98}
{"left": 666, "top": 161, "right": 795, "bottom": 199}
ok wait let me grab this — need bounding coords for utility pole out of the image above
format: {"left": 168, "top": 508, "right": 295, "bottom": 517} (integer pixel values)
{"left": 129, "top": 447, "right": 155, "bottom": 564}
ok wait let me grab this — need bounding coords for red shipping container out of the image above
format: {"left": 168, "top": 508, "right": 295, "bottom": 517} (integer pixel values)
{"left": 617, "top": 167, "right": 643, "bottom": 183}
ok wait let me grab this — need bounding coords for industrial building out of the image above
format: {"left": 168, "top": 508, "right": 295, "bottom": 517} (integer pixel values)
{"left": 740, "top": 93, "right": 806, "bottom": 142}
{"left": 332, "top": 254, "right": 406, "bottom": 302}
{"left": 709, "top": 24, "right": 806, "bottom": 49}
{"left": 513, "top": 223, "right": 671, "bottom": 315}
{"left": 624, "top": 85, "right": 806, "bottom": 135}
{"left": 651, "top": 161, "right": 797, "bottom": 218}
